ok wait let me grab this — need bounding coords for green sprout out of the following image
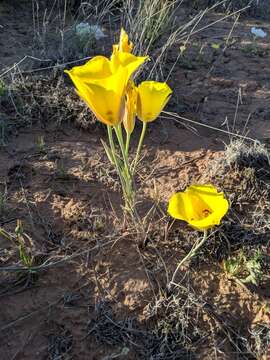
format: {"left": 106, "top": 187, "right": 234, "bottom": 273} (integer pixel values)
{"left": 0, "top": 79, "right": 5, "bottom": 96}
{"left": 36, "top": 135, "right": 46, "bottom": 154}
{"left": 0, "top": 186, "right": 7, "bottom": 215}
{"left": 211, "top": 43, "right": 220, "bottom": 50}
{"left": 15, "top": 220, "right": 34, "bottom": 269}
{"left": 55, "top": 159, "right": 67, "bottom": 179}
{"left": 223, "top": 249, "right": 263, "bottom": 286}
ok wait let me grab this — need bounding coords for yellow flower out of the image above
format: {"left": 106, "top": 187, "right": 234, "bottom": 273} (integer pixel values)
{"left": 113, "top": 28, "right": 133, "bottom": 53}
{"left": 168, "top": 184, "right": 229, "bottom": 231}
{"left": 65, "top": 53, "right": 147, "bottom": 126}
{"left": 137, "top": 81, "right": 172, "bottom": 122}
{"left": 123, "top": 81, "right": 137, "bottom": 134}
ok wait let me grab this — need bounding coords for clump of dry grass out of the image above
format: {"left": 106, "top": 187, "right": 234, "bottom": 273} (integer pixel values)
{"left": 248, "top": 323, "right": 270, "bottom": 358}
{"left": 144, "top": 287, "right": 206, "bottom": 359}
{"left": 47, "top": 322, "right": 73, "bottom": 360}
{"left": 85, "top": 292, "right": 204, "bottom": 359}
{"left": 0, "top": 72, "right": 96, "bottom": 141}
{"left": 122, "top": 0, "right": 179, "bottom": 53}
{"left": 122, "top": 0, "right": 204, "bottom": 81}
{"left": 223, "top": 139, "right": 270, "bottom": 180}
{"left": 86, "top": 300, "right": 142, "bottom": 347}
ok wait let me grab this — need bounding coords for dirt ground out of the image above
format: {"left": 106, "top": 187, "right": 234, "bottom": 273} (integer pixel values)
{"left": 0, "top": 1, "right": 270, "bottom": 359}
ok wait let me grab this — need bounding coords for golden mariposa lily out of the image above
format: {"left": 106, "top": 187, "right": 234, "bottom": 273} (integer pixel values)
{"left": 137, "top": 81, "right": 172, "bottom": 122}
{"left": 168, "top": 184, "right": 229, "bottom": 231}
{"left": 123, "top": 81, "right": 137, "bottom": 134}
{"left": 65, "top": 53, "right": 147, "bottom": 126}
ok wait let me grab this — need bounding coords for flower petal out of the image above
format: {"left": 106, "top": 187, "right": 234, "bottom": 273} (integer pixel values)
{"left": 72, "top": 68, "right": 128, "bottom": 126}
{"left": 137, "top": 81, "right": 172, "bottom": 122}
{"left": 123, "top": 81, "right": 137, "bottom": 134}
{"left": 187, "top": 184, "right": 229, "bottom": 220}
{"left": 189, "top": 212, "right": 223, "bottom": 231}
{"left": 64, "top": 56, "right": 112, "bottom": 83}
{"left": 167, "top": 192, "right": 196, "bottom": 222}
{"left": 113, "top": 28, "right": 134, "bottom": 53}
{"left": 111, "top": 51, "right": 148, "bottom": 79}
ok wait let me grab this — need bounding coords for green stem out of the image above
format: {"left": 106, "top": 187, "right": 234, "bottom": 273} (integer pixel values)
{"left": 109, "top": 124, "right": 134, "bottom": 212}
{"left": 114, "top": 124, "right": 135, "bottom": 211}
{"left": 133, "top": 121, "right": 147, "bottom": 174}
{"left": 107, "top": 125, "right": 116, "bottom": 163}
{"left": 125, "top": 132, "right": 131, "bottom": 156}
{"left": 107, "top": 125, "right": 125, "bottom": 189}
{"left": 170, "top": 230, "right": 208, "bottom": 285}
{"left": 114, "top": 123, "right": 131, "bottom": 177}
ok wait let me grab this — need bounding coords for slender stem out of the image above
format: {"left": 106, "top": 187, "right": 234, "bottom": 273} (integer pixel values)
{"left": 114, "top": 124, "right": 136, "bottom": 212}
{"left": 107, "top": 125, "right": 125, "bottom": 191}
{"left": 108, "top": 124, "right": 134, "bottom": 212}
{"left": 114, "top": 123, "right": 131, "bottom": 177}
{"left": 170, "top": 230, "right": 208, "bottom": 285}
{"left": 107, "top": 125, "right": 116, "bottom": 164}
{"left": 133, "top": 121, "right": 147, "bottom": 174}
{"left": 125, "top": 132, "right": 131, "bottom": 156}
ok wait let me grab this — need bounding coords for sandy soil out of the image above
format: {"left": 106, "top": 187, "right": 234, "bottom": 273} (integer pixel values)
{"left": 0, "top": 1, "right": 270, "bottom": 359}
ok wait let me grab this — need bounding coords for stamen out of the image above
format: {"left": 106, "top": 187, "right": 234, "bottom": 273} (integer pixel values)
{"left": 202, "top": 209, "right": 212, "bottom": 217}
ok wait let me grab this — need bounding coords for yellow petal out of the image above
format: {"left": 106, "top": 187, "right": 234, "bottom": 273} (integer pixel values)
{"left": 64, "top": 56, "right": 112, "bottom": 83}
{"left": 72, "top": 68, "right": 127, "bottom": 126}
{"left": 167, "top": 192, "right": 196, "bottom": 222}
{"left": 189, "top": 212, "right": 223, "bottom": 231}
{"left": 123, "top": 81, "right": 137, "bottom": 134}
{"left": 137, "top": 81, "right": 172, "bottom": 122}
{"left": 188, "top": 185, "right": 229, "bottom": 231}
{"left": 113, "top": 28, "right": 133, "bottom": 53}
{"left": 111, "top": 51, "right": 148, "bottom": 79}
{"left": 168, "top": 184, "right": 229, "bottom": 232}
{"left": 187, "top": 185, "right": 226, "bottom": 212}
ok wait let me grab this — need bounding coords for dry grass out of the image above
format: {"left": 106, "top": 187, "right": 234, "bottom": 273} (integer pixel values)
{"left": 0, "top": 72, "right": 97, "bottom": 144}
{"left": 190, "top": 0, "right": 270, "bottom": 19}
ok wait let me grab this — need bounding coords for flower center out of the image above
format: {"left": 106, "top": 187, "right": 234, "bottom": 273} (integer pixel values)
{"left": 202, "top": 209, "right": 212, "bottom": 218}
{"left": 106, "top": 110, "right": 114, "bottom": 122}
{"left": 190, "top": 208, "right": 212, "bottom": 221}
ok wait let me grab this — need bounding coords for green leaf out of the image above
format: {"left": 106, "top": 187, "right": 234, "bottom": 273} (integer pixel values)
{"left": 211, "top": 43, "right": 220, "bottom": 50}
{"left": 101, "top": 139, "right": 114, "bottom": 165}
